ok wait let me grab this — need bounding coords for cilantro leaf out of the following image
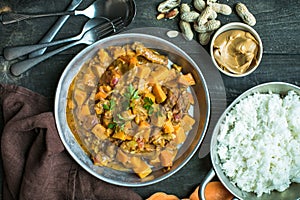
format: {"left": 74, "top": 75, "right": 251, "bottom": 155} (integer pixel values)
{"left": 103, "top": 99, "right": 116, "bottom": 110}
{"left": 108, "top": 122, "right": 117, "bottom": 129}
{"left": 103, "top": 104, "right": 110, "bottom": 110}
{"left": 109, "top": 99, "right": 116, "bottom": 110}
{"left": 143, "top": 97, "right": 154, "bottom": 115}
{"left": 124, "top": 84, "right": 140, "bottom": 100}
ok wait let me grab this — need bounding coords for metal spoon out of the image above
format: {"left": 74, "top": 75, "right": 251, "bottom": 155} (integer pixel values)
{"left": 0, "top": 0, "right": 135, "bottom": 25}
{"left": 29, "top": 0, "right": 136, "bottom": 57}
{"left": 29, "top": 0, "right": 83, "bottom": 57}
{"left": 10, "top": 18, "right": 124, "bottom": 76}
{"left": 4, "top": 18, "right": 109, "bottom": 61}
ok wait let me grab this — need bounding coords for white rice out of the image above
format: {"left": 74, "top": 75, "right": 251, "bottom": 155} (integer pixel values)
{"left": 217, "top": 91, "right": 300, "bottom": 197}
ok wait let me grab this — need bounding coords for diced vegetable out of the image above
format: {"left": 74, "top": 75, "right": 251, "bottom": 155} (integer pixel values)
{"left": 80, "top": 104, "right": 90, "bottom": 116}
{"left": 137, "top": 65, "right": 151, "bottom": 79}
{"left": 82, "top": 68, "right": 96, "bottom": 87}
{"left": 151, "top": 65, "right": 170, "bottom": 82}
{"left": 112, "top": 131, "right": 127, "bottom": 140}
{"left": 152, "top": 83, "right": 167, "bottom": 103}
{"left": 149, "top": 155, "right": 161, "bottom": 167}
{"left": 73, "top": 88, "right": 87, "bottom": 106}
{"left": 174, "top": 127, "right": 186, "bottom": 144}
{"left": 66, "top": 42, "right": 198, "bottom": 180}
{"left": 95, "top": 90, "right": 108, "bottom": 100}
{"left": 178, "top": 73, "right": 196, "bottom": 86}
{"left": 181, "top": 115, "right": 196, "bottom": 132}
{"left": 160, "top": 149, "right": 175, "bottom": 167}
{"left": 163, "top": 120, "right": 175, "bottom": 134}
{"left": 97, "top": 48, "right": 113, "bottom": 66}
{"left": 131, "top": 157, "right": 152, "bottom": 179}
{"left": 91, "top": 124, "right": 107, "bottom": 140}
{"left": 116, "top": 149, "right": 130, "bottom": 164}
{"left": 139, "top": 121, "right": 150, "bottom": 128}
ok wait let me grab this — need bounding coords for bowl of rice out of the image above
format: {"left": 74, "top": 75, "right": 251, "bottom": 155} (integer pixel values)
{"left": 199, "top": 82, "right": 300, "bottom": 199}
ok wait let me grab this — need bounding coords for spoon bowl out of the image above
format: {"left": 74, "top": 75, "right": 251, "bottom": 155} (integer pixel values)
{"left": 75, "top": 0, "right": 136, "bottom": 26}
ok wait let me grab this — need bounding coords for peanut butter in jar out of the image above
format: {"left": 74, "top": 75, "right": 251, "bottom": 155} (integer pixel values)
{"left": 213, "top": 30, "right": 260, "bottom": 75}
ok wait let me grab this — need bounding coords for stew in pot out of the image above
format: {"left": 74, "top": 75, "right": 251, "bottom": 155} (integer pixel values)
{"left": 66, "top": 42, "right": 197, "bottom": 179}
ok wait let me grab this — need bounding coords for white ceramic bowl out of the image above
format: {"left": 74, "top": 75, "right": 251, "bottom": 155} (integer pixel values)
{"left": 210, "top": 22, "right": 263, "bottom": 77}
{"left": 200, "top": 82, "right": 300, "bottom": 200}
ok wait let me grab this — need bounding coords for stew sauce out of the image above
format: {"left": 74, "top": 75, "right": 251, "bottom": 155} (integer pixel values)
{"left": 66, "top": 42, "right": 196, "bottom": 179}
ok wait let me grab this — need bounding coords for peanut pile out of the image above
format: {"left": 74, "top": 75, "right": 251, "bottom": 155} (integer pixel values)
{"left": 156, "top": 0, "right": 256, "bottom": 45}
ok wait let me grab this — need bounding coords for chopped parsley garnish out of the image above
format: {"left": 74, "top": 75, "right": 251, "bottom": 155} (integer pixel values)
{"left": 124, "top": 84, "right": 140, "bottom": 100}
{"left": 103, "top": 99, "right": 116, "bottom": 110}
{"left": 107, "top": 122, "right": 117, "bottom": 129}
{"left": 143, "top": 97, "right": 154, "bottom": 115}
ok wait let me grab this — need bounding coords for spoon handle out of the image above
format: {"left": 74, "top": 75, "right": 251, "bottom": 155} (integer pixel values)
{"left": 29, "top": 0, "right": 83, "bottom": 57}
{"left": 4, "top": 34, "right": 80, "bottom": 61}
{"left": 10, "top": 40, "right": 82, "bottom": 76}
{"left": 1, "top": 11, "right": 75, "bottom": 24}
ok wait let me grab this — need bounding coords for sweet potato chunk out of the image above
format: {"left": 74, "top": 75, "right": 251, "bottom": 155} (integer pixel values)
{"left": 131, "top": 157, "right": 152, "bottom": 178}
{"left": 163, "top": 120, "right": 175, "bottom": 134}
{"left": 152, "top": 83, "right": 167, "bottom": 103}
{"left": 178, "top": 73, "right": 196, "bottom": 86}
{"left": 112, "top": 131, "right": 127, "bottom": 141}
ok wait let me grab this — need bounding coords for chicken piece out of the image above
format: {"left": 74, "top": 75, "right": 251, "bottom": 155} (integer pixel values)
{"left": 135, "top": 43, "right": 168, "bottom": 65}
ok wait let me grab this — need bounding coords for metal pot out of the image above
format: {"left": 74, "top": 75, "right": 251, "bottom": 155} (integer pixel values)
{"left": 55, "top": 33, "right": 211, "bottom": 186}
{"left": 200, "top": 82, "right": 300, "bottom": 199}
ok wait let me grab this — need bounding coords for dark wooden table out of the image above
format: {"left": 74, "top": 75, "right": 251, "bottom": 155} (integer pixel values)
{"left": 0, "top": 0, "right": 299, "bottom": 199}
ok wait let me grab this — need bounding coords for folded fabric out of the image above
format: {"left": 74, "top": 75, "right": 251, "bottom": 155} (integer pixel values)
{"left": 0, "top": 84, "right": 142, "bottom": 200}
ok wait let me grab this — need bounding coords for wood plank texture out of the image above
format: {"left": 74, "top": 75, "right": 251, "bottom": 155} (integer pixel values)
{"left": 0, "top": 0, "right": 299, "bottom": 199}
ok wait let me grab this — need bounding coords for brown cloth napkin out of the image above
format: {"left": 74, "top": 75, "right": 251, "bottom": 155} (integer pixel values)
{"left": 0, "top": 84, "right": 142, "bottom": 200}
